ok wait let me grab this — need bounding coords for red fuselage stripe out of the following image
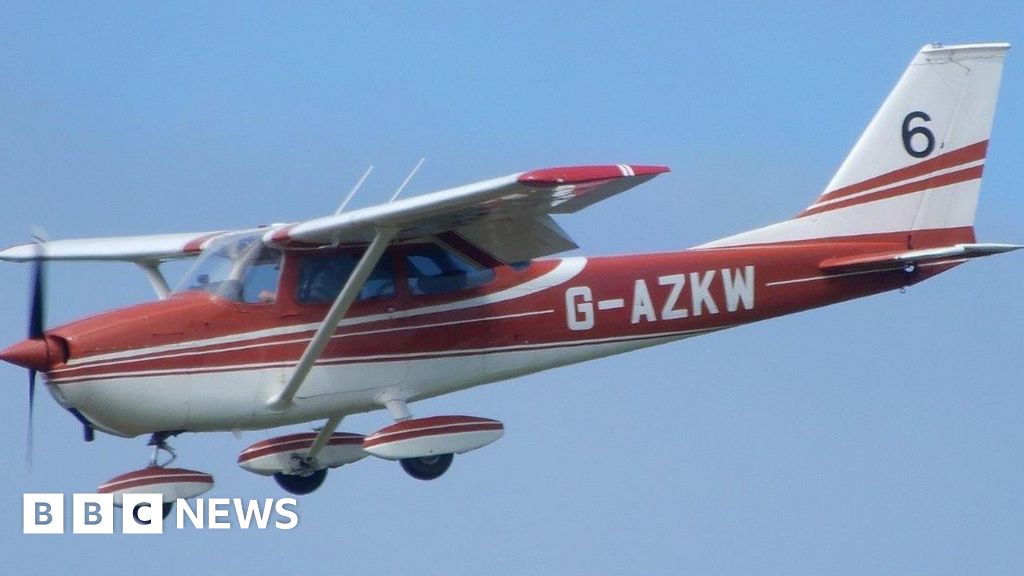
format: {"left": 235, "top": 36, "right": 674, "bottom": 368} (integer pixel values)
{"left": 48, "top": 330, "right": 703, "bottom": 385}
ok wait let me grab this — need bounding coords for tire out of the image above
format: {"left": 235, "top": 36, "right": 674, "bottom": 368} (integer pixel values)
{"left": 273, "top": 468, "right": 328, "bottom": 495}
{"left": 162, "top": 502, "right": 174, "bottom": 520}
{"left": 400, "top": 453, "right": 454, "bottom": 481}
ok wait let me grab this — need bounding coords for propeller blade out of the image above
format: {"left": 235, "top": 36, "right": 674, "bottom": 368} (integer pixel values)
{"left": 28, "top": 242, "right": 45, "bottom": 340}
{"left": 26, "top": 368, "right": 36, "bottom": 471}
{"left": 25, "top": 234, "right": 47, "bottom": 469}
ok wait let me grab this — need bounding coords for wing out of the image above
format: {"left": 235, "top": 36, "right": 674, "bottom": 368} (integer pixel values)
{"left": 1, "top": 164, "right": 669, "bottom": 266}
{"left": 0, "top": 231, "right": 235, "bottom": 263}
{"left": 266, "top": 164, "right": 669, "bottom": 263}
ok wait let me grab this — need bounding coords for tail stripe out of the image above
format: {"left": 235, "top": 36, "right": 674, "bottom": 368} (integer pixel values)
{"left": 810, "top": 140, "right": 988, "bottom": 207}
{"left": 799, "top": 164, "right": 984, "bottom": 218}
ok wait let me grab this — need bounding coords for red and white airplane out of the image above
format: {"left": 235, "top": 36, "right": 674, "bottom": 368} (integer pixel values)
{"left": 1, "top": 43, "right": 1017, "bottom": 513}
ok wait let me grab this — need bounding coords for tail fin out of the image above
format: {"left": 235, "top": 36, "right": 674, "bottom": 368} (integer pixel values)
{"left": 702, "top": 42, "right": 1009, "bottom": 249}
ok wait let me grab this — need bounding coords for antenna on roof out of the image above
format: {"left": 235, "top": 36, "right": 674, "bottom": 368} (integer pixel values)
{"left": 389, "top": 158, "right": 425, "bottom": 203}
{"left": 335, "top": 165, "right": 374, "bottom": 215}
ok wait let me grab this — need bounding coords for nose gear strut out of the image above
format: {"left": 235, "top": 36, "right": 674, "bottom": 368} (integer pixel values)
{"left": 146, "top": 430, "right": 183, "bottom": 468}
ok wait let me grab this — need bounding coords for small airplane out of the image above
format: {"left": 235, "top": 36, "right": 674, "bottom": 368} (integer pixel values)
{"left": 1, "top": 42, "right": 1017, "bottom": 516}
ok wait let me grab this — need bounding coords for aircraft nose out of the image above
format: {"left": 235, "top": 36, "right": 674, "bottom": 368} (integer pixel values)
{"left": 0, "top": 338, "right": 62, "bottom": 371}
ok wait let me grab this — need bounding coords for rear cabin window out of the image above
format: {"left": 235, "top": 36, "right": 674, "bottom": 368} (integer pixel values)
{"left": 296, "top": 252, "right": 396, "bottom": 304}
{"left": 405, "top": 245, "right": 495, "bottom": 296}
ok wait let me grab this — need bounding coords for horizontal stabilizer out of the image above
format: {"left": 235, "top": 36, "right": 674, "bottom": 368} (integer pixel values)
{"left": 819, "top": 243, "right": 1021, "bottom": 273}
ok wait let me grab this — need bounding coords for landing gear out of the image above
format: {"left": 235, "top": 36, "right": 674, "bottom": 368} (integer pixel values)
{"left": 97, "top": 431, "right": 214, "bottom": 519}
{"left": 256, "top": 420, "right": 349, "bottom": 496}
{"left": 367, "top": 398, "right": 503, "bottom": 481}
{"left": 145, "top": 432, "right": 186, "bottom": 515}
{"left": 147, "top": 430, "right": 181, "bottom": 467}
{"left": 273, "top": 468, "right": 328, "bottom": 495}
{"left": 381, "top": 398, "right": 454, "bottom": 480}
{"left": 400, "top": 453, "right": 454, "bottom": 481}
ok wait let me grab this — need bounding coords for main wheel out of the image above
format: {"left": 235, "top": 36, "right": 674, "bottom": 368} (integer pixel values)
{"left": 400, "top": 453, "right": 454, "bottom": 480}
{"left": 162, "top": 502, "right": 174, "bottom": 520}
{"left": 273, "top": 468, "right": 328, "bottom": 495}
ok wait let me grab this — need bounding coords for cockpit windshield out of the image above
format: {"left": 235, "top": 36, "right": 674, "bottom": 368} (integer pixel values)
{"left": 174, "top": 232, "right": 283, "bottom": 303}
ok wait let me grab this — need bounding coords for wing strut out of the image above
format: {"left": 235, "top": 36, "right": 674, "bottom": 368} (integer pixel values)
{"left": 305, "top": 414, "right": 344, "bottom": 460}
{"left": 266, "top": 226, "right": 398, "bottom": 411}
{"left": 136, "top": 262, "right": 171, "bottom": 299}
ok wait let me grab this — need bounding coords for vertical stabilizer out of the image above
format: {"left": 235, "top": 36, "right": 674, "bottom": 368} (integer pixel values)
{"left": 702, "top": 43, "right": 1009, "bottom": 249}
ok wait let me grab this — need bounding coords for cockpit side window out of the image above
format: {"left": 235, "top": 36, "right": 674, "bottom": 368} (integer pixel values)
{"left": 296, "top": 251, "right": 396, "bottom": 304}
{"left": 405, "top": 244, "right": 495, "bottom": 296}
{"left": 175, "top": 233, "right": 283, "bottom": 304}
{"left": 240, "top": 254, "right": 283, "bottom": 304}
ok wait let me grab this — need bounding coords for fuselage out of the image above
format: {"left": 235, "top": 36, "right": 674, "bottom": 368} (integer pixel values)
{"left": 40, "top": 238, "right": 953, "bottom": 437}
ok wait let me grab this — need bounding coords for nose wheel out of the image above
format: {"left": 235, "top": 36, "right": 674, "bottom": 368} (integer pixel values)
{"left": 147, "top": 433, "right": 178, "bottom": 518}
{"left": 97, "top": 431, "right": 214, "bottom": 521}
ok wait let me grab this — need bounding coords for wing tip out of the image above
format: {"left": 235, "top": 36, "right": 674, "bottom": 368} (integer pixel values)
{"left": 518, "top": 164, "right": 669, "bottom": 187}
{"left": 0, "top": 244, "right": 33, "bottom": 262}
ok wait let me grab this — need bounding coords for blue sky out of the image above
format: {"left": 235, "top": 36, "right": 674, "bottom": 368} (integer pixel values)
{"left": 1, "top": 2, "right": 1022, "bottom": 574}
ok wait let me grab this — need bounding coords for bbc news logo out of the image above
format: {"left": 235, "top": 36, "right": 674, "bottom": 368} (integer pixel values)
{"left": 24, "top": 493, "right": 299, "bottom": 534}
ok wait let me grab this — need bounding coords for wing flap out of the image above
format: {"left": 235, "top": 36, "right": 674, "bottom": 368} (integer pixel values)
{"left": 449, "top": 214, "right": 578, "bottom": 265}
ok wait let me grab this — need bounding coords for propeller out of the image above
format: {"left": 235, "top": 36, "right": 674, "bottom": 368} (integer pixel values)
{"left": 1, "top": 233, "right": 96, "bottom": 469}
{"left": 25, "top": 236, "right": 47, "bottom": 470}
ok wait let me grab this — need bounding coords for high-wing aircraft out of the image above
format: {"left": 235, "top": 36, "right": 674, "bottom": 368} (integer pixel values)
{"left": 1, "top": 43, "right": 1017, "bottom": 515}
